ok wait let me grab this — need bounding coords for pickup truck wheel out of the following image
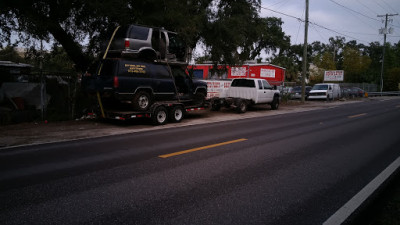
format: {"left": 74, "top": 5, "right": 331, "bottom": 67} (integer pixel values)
{"left": 211, "top": 103, "right": 221, "bottom": 111}
{"left": 236, "top": 99, "right": 247, "bottom": 113}
{"left": 169, "top": 105, "right": 184, "bottom": 123}
{"left": 152, "top": 106, "right": 168, "bottom": 125}
{"left": 271, "top": 96, "right": 279, "bottom": 110}
{"left": 194, "top": 92, "right": 205, "bottom": 105}
{"left": 133, "top": 91, "right": 152, "bottom": 111}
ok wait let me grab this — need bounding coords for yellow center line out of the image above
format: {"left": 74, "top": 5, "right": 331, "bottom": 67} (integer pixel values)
{"left": 158, "top": 138, "right": 248, "bottom": 158}
{"left": 348, "top": 113, "right": 367, "bottom": 119}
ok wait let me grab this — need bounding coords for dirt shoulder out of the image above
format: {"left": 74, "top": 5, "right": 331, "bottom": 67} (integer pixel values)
{"left": 0, "top": 99, "right": 367, "bottom": 148}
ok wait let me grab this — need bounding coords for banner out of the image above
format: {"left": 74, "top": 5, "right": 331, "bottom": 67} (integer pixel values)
{"left": 324, "top": 70, "right": 344, "bottom": 81}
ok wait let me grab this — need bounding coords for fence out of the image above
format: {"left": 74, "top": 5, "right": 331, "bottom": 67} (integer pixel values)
{"left": 366, "top": 91, "right": 400, "bottom": 97}
{"left": 0, "top": 71, "right": 85, "bottom": 124}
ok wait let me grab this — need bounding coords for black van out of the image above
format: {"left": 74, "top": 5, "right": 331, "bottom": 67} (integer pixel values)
{"left": 83, "top": 58, "right": 207, "bottom": 111}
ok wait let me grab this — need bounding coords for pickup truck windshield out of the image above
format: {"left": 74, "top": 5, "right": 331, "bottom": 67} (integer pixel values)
{"left": 231, "top": 79, "right": 255, "bottom": 88}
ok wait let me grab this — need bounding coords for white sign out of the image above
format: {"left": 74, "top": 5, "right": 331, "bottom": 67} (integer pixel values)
{"left": 324, "top": 70, "right": 344, "bottom": 81}
{"left": 231, "top": 67, "right": 247, "bottom": 76}
{"left": 260, "top": 69, "right": 275, "bottom": 78}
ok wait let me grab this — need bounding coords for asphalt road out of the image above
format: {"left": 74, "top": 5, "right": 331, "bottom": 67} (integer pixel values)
{"left": 1, "top": 98, "right": 399, "bottom": 224}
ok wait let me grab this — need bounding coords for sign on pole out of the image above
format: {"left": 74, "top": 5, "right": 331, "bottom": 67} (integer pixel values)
{"left": 324, "top": 70, "right": 344, "bottom": 81}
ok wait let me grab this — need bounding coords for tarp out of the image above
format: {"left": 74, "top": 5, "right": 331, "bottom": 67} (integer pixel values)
{"left": 0, "top": 82, "right": 51, "bottom": 110}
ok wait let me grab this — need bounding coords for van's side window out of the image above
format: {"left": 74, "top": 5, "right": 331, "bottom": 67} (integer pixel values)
{"left": 152, "top": 64, "right": 170, "bottom": 79}
{"left": 258, "top": 80, "right": 263, "bottom": 89}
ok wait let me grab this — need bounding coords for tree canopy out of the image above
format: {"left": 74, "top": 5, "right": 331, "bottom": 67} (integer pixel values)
{"left": 0, "top": 0, "right": 289, "bottom": 71}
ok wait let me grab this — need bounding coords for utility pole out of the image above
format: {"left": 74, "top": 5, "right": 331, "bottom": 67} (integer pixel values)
{"left": 377, "top": 13, "right": 398, "bottom": 93}
{"left": 301, "top": 0, "right": 309, "bottom": 103}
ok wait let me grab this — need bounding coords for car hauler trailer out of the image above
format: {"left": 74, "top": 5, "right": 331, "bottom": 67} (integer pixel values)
{"left": 82, "top": 24, "right": 208, "bottom": 125}
{"left": 95, "top": 100, "right": 208, "bottom": 125}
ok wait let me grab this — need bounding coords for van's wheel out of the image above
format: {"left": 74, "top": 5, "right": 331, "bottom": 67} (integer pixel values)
{"left": 271, "top": 96, "right": 279, "bottom": 110}
{"left": 133, "top": 91, "right": 152, "bottom": 111}
{"left": 152, "top": 106, "right": 168, "bottom": 125}
{"left": 236, "top": 99, "right": 247, "bottom": 113}
{"left": 170, "top": 105, "right": 184, "bottom": 123}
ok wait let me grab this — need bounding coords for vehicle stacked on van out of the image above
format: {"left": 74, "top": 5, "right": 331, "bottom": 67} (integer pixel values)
{"left": 83, "top": 24, "right": 207, "bottom": 125}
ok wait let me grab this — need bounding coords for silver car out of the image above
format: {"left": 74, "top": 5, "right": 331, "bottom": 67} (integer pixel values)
{"left": 104, "top": 25, "right": 187, "bottom": 62}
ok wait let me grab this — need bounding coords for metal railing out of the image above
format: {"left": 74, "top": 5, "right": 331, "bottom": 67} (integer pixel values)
{"left": 367, "top": 91, "right": 400, "bottom": 97}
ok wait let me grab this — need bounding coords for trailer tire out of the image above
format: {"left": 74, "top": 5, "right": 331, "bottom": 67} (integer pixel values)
{"left": 236, "top": 99, "right": 247, "bottom": 113}
{"left": 133, "top": 91, "right": 152, "bottom": 111}
{"left": 271, "top": 96, "right": 279, "bottom": 110}
{"left": 170, "top": 105, "right": 184, "bottom": 123}
{"left": 152, "top": 106, "right": 168, "bottom": 125}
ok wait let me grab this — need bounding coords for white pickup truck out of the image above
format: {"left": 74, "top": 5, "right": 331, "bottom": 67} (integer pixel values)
{"left": 210, "top": 78, "right": 280, "bottom": 113}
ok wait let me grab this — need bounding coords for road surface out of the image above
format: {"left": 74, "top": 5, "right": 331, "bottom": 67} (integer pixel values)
{"left": 1, "top": 98, "right": 399, "bottom": 224}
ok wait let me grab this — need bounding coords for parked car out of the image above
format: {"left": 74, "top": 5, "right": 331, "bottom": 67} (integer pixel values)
{"left": 308, "top": 83, "right": 341, "bottom": 100}
{"left": 342, "top": 87, "right": 365, "bottom": 98}
{"left": 290, "top": 86, "right": 312, "bottom": 99}
{"left": 83, "top": 58, "right": 207, "bottom": 111}
{"left": 102, "top": 24, "right": 188, "bottom": 63}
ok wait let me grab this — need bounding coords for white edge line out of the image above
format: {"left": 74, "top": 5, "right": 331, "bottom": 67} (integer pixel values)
{"left": 323, "top": 155, "right": 400, "bottom": 225}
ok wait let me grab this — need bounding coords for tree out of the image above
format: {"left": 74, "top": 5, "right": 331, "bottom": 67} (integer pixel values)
{"left": 1, "top": 0, "right": 286, "bottom": 72}
{"left": 342, "top": 46, "right": 371, "bottom": 83}
{"left": 0, "top": 46, "right": 25, "bottom": 63}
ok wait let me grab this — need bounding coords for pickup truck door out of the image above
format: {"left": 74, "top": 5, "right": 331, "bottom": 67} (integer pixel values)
{"left": 257, "top": 80, "right": 269, "bottom": 103}
{"left": 262, "top": 80, "right": 275, "bottom": 102}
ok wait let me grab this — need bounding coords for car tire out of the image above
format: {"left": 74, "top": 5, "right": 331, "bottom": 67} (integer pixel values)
{"left": 152, "top": 106, "right": 168, "bottom": 125}
{"left": 194, "top": 92, "right": 205, "bottom": 105}
{"left": 271, "top": 96, "right": 279, "bottom": 110}
{"left": 169, "top": 105, "right": 184, "bottom": 123}
{"left": 133, "top": 91, "right": 152, "bottom": 111}
{"left": 236, "top": 99, "right": 247, "bottom": 113}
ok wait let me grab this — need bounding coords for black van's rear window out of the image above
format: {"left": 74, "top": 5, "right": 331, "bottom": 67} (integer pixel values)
{"left": 231, "top": 79, "right": 255, "bottom": 88}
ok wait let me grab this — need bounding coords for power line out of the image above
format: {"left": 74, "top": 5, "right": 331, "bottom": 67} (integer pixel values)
{"left": 309, "top": 21, "right": 369, "bottom": 44}
{"left": 328, "top": 0, "right": 381, "bottom": 22}
{"left": 261, "top": 5, "right": 370, "bottom": 44}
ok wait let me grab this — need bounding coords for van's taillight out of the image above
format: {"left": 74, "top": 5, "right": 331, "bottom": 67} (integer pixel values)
{"left": 114, "top": 76, "right": 119, "bottom": 88}
{"left": 124, "top": 39, "right": 130, "bottom": 49}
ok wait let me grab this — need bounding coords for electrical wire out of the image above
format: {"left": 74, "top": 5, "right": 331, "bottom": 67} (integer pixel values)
{"left": 261, "top": 5, "right": 370, "bottom": 44}
{"left": 328, "top": 0, "right": 381, "bottom": 22}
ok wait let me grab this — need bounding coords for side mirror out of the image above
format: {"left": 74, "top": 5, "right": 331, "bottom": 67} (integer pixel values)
{"left": 273, "top": 85, "right": 277, "bottom": 90}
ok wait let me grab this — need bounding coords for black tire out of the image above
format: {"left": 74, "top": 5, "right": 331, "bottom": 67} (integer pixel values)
{"left": 236, "top": 99, "right": 247, "bottom": 113}
{"left": 133, "top": 91, "right": 152, "bottom": 111}
{"left": 152, "top": 106, "right": 168, "bottom": 125}
{"left": 194, "top": 92, "right": 206, "bottom": 105}
{"left": 211, "top": 103, "right": 221, "bottom": 111}
{"left": 169, "top": 105, "right": 184, "bottom": 123}
{"left": 271, "top": 96, "right": 279, "bottom": 110}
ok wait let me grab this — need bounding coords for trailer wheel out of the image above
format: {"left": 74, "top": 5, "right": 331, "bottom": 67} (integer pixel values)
{"left": 170, "top": 105, "right": 184, "bottom": 123}
{"left": 236, "top": 99, "right": 247, "bottom": 113}
{"left": 133, "top": 91, "right": 152, "bottom": 111}
{"left": 152, "top": 106, "right": 168, "bottom": 125}
{"left": 271, "top": 96, "right": 279, "bottom": 110}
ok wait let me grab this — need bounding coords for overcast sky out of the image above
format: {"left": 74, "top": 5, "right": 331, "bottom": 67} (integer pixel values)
{"left": 261, "top": 0, "right": 400, "bottom": 46}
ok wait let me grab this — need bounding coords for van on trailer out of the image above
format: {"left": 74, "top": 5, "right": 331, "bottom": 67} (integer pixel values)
{"left": 308, "top": 83, "right": 341, "bottom": 100}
